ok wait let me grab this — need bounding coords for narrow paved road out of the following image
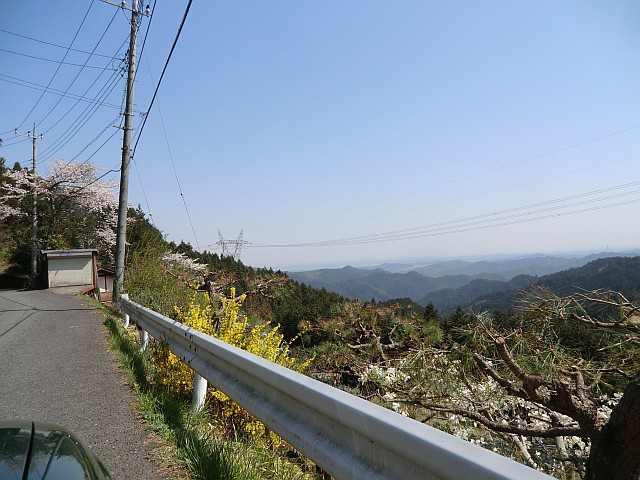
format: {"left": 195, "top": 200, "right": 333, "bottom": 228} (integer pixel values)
{"left": 0, "top": 289, "right": 169, "bottom": 479}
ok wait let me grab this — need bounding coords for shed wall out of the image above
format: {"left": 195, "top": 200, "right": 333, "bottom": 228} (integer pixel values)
{"left": 48, "top": 256, "right": 93, "bottom": 287}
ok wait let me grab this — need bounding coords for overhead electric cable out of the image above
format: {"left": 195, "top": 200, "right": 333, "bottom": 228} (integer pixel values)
{"left": 133, "top": 0, "right": 157, "bottom": 84}
{"left": 253, "top": 198, "right": 640, "bottom": 248}
{"left": 0, "top": 138, "right": 30, "bottom": 147}
{"left": 37, "top": 8, "right": 120, "bottom": 126}
{"left": 128, "top": 113, "right": 155, "bottom": 225}
{"left": 303, "top": 189, "right": 640, "bottom": 246}
{"left": 252, "top": 181, "right": 640, "bottom": 247}
{"left": 15, "top": 0, "right": 94, "bottom": 129}
{"left": 39, "top": 35, "right": 130, "bottom": 136}
{"left": 0, "top": 48, "right": 110, "bottom": 69}
{"left": 144, "top": 51, "right": 199, "bottom": 247}
{"left": 120, "top": 0, "right": 192, "bottom": 229}
{"left": 118, "top": 0, "right": 158, "bottom": 227}
{"left": 0, "top": 28, "right": 119, "bottom": 59}
{"left": 129, "top": 0, "right": 193, "bottom": 162}
{"left": 68, "top": 113, "right": 123, "bottom": 163}
{"left": 63, "top": 84, "right": 127, "bottom": 172}
{"left": 38, "top": 70, "right": 122, "bottom": 162}
{"left": 302, "top": 153, "right": 640, "bottom": 230}
{"left": 0, "top": 74, "right": 122, "bottom": 109}
{"left": 251, "top": 123, "right": 640, "bottom": 229}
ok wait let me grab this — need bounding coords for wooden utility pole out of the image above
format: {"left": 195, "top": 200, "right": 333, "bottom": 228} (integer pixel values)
{"left": 15, "top": 123, "right": 41, "bottom": 287}
{"left": 31, "top": 123, "right": 38, "bottom": 286}
{"left": 112, "top": 0, "right": 142, "bottom": 301}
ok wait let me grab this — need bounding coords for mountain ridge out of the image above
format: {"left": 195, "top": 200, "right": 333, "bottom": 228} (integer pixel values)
{"left": 288, "top": 251, "right": 638, "bottom": 304}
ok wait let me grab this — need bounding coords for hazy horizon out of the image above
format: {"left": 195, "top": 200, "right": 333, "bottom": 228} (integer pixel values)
{"left": 245, "top": 244, "right": 640, "bottom": 272}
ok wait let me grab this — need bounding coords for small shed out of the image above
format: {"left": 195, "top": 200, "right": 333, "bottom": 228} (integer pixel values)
{"left": 97, "top": 267, "right": 114, "bottom": 303}
{"left": 42, "top": 249, "right": 98, "bottom": 289}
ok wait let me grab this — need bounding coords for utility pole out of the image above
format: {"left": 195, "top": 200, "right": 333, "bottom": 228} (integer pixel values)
{"left": 15, "top": 123, "right": 41, "bottom": 287}
{"left": 110, "top": 0, "right": 148, "bottom": 300}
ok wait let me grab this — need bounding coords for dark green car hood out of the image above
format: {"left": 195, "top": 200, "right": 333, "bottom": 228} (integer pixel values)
{"left": 0, "top": 421, "right": 111, "bottom": 480}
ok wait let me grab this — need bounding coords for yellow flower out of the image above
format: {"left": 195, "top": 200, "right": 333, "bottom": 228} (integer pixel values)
{"left": 151, "top": 289, "right": 310, "bottom": 443}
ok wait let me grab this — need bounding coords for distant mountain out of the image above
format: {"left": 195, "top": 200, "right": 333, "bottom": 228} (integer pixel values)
{"left": 289, "top": 265, "right": 371, "bottom": 286}
{"left": 424, "top": 256, "right": 640, "bottom": 313}
{"left": 412, "top": 252, "right": 637, "bottom": 280}
{"left": 287, "top": 267, "right": 502, "bottom": 303}
{"left": 419, "top": 275, "right": 536, "bottom": 311}
{"left": 288, "top": 252, "right": 640, "bottom": 307}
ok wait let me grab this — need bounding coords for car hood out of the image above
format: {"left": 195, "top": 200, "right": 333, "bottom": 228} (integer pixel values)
{"left": 0, "top": 421, "right": 111, "bottom": 480}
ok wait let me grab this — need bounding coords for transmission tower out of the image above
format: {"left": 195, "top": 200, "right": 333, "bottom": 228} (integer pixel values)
{"left": 217, "top": 230, "right": 251, "bottom": 261}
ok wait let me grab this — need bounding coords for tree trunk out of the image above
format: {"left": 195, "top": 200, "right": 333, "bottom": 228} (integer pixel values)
{"left": 585, "top": 375, "right": 640, "bottom": 480}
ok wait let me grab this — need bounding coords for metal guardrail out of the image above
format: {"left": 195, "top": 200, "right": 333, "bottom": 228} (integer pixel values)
{"left": 120, "top": 296, "right": 553, "bottom": 480}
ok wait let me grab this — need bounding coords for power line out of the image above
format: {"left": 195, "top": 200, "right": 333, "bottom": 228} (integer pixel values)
{"left": 144, "top": 51, "right": 200, "bottom": 248}
{"left": 51, "top": 86, "right": 127, "bottom": 177}
{"left": 115, "top": 0, "right": 158, "bottom": 229}
{"left": 268, "top": 184, "right": 640, "bottom": 246}
{"left": 0, "top": 74, "right": 122, "bottom": 109}
{"left": 129, "top": 0, "right": 194, "bottom": 162}
{"left": 317, "top": 188, "right": 640, "bottom": 246}
{"left": 68, "top": 113, "right": 123, "bottom": 163}
{"left": 253, "top": 198, "right": 640, "bottom": 248}
{"left": 252, "top": 181, "right": 640, "bottom": 248}
{"left": 129, "top": 114, "right": 155, "bottom": 225}
{"left": 0, "top": 138, "right": 30, "bottom": 147}
{"left": 37, "top": 8, "right": 120, "bottom": 126}
{"left": 118, "top": 0, "right": 193, "bottom": 235}
{"left": 40, "top": 36, "right": 130, "bottom": 137}
{"left": 15, "top": 0, "right": 94, "bottom": 129}
{"left": 250, "top": 123, "right": 640, "bottom": 229}
{"left": 133, "top": 0, "right": 157, "bottom": 84}
{"left": 0, "top": 28, "right": 119, "bottom": 59}
{"left": 38, "top": 70, "right": 123, "bottom": 163}
{"left": 0, "top": 47, "right": 111, "bottom": 69}
{"left": 299, "top": 153, "right": 640, "bottom": 230}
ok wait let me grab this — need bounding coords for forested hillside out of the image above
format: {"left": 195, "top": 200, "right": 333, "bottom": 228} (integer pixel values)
{"left": 288, "top": 266, "right": 501, "bottom": 302}
{"left": 468, "top": 256, "right": 640, "bottom": 311}
{"left": 419, "top": 274, "right": 536, "bottom": 312}
{"left": 289, "top": 251, "right": 639, "bottom": 307}
{"left": 422, "top": 256, "right": 640, "bottom": 313}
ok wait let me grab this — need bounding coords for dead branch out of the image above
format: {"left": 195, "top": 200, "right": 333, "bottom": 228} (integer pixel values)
{"left": 404, "top": 400, "right": 584, "bottom": 438}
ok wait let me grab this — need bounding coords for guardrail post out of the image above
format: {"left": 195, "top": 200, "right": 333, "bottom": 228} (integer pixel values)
{"left": 140, "top": 329, "right": 149, "bottom": 352}
{"left": 121, "top": 294, "right": 130, "bottom": 328}
{"left": 191, "top": 372, "right": 207, "bottom": 413}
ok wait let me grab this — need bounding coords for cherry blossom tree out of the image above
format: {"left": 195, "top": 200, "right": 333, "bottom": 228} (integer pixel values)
{"left": 0, "top": 160, "right": 118, "bottom": 261}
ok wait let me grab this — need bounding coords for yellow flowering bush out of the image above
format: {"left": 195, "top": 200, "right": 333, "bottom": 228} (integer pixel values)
{"left": 153, "top": 292, "right": 213, "bottom": 394}
{"left": 153, "top": 288, "right": 312, "bottom": 441}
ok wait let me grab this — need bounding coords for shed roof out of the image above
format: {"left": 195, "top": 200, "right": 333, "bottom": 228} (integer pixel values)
{"left": 42, "top": 249, "right": 97, "bottom": 258}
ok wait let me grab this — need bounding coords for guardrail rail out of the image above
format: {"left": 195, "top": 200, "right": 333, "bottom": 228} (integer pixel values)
{"left": 121, "top": 295, "right": 553, "bottom": 480}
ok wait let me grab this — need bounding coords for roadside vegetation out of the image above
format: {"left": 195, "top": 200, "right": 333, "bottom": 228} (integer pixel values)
{"left": 111, "top": 209, "right": 640, "bottom": 480}
{"left": 4, "top": 155, "right": 639, "bottom": 479}
{"left": 97, "top": 300, "right": 312, "bottom": 480}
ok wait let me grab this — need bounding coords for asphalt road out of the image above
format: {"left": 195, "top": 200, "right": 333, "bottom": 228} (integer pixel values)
{"left": 0, "top": 289, "right": 170, "bottom": 479}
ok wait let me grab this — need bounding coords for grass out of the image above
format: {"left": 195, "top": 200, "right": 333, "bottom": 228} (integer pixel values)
{"left": 94, "top": 299, "right": 312, "bottom": 480}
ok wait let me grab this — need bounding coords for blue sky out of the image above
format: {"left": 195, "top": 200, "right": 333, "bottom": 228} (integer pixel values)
{"left": 1, "top": 1, "right": 639, "bottom": 269}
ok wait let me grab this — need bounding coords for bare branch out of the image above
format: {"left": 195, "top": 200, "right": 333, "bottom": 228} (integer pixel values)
{"left": 406, "top": 400, "right": 584, "bottom": 438}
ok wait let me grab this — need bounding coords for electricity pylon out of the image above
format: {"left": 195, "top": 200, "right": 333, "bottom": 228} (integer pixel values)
{"left": 217, "top": 230, "right": 251, "bottom": 261}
